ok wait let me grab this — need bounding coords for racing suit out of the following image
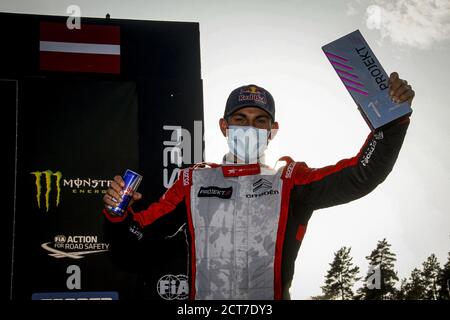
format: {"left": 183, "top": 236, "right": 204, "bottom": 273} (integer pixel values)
{"left": 104, "top": 118, "right": 410, "bottom": 300}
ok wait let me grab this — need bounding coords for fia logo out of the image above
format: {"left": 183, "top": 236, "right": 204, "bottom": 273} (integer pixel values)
{"left": 157, "top": 274, "right": 188, "bottom": 300}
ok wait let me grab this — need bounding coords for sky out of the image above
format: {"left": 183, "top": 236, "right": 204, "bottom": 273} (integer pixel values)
{"left": 2, "top": 0, "right": 449, "bottom": 299}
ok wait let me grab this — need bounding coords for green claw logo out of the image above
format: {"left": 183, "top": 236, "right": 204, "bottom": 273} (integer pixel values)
{"left": 30, "top": 170, "right": 62, "bottom": 212}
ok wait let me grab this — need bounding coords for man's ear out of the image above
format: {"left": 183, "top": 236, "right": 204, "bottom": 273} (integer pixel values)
{"left": 269, "top": 121, "right": 279, "bottom": 140}
{"left": 219, "top": 118, "right": 228, "bottom": 137}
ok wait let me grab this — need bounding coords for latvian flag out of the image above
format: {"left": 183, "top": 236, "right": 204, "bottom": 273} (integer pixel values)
{"left": 39, "top": 21, "right": 120, "bottom": 74}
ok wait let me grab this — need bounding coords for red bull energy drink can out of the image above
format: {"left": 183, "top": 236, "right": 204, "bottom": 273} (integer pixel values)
{"left": 109, "top": 169, "right": 142, "bottom": 216}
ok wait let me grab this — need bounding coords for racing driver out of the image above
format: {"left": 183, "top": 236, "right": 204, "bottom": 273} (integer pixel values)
{"left": 102, "top": 72, "right": 415, "bottom": 300}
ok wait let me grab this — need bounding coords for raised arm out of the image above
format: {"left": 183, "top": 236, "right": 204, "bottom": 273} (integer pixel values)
{"left": 294, "top": 72, "right": 414, "bottom": 210}
{"left": 295, "top": 118, "right": 410, "bottom": 210}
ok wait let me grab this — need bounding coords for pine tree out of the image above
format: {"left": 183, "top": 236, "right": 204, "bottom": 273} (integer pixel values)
{"left": 394, "top": 278, "right": 408, "bottom": 300}
{"left": 321, "top": 246, "right": 360, "bottom": 300}
{"left": 357, "top": 238, "right": 399, "bottom": 300}
{"left": 404, "top": 268, "right": 425, "bottom": 300}
{"left": 437, "top": 252, "right": 450, "bottom": 300}
{"left": 421, "top": 253, "right": 441, "bottom": 300}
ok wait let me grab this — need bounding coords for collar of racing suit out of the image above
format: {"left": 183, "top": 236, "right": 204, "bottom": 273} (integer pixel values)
{"left": 221, "top": 152, "right": 276, "bottom": 176}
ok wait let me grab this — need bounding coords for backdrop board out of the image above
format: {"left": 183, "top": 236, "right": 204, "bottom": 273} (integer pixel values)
{"left": 2, "top": 12, "right": 203, "bottom": 300}
{"left": 2, "top": 79, "right": 18, "bottom": 302}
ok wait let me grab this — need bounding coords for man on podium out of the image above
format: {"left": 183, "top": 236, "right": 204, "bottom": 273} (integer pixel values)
{"left": 102, "top": 72, "right": 414, "bottom": 299}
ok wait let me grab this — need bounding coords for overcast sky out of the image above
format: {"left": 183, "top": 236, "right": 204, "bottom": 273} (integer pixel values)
{"left": 2, "top": 0, "right": 449, "bottom": 299}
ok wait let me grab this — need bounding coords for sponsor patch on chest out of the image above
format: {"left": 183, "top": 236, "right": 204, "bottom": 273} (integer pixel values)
{"left": 197, "top": 186, "right": 233, "bottom": 199}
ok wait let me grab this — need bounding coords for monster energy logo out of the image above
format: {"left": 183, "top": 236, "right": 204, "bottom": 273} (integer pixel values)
{"left": 30, "top": 170, "right": 62, "bottom": 212}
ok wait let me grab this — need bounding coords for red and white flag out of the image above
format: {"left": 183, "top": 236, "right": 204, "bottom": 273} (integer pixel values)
{"left": 40, "top": 21, "right": 120, "bottom": 74}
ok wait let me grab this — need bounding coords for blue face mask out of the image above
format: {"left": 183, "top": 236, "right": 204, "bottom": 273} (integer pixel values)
{"left": 226, "top": 125, "right": 269, "bottom": 163}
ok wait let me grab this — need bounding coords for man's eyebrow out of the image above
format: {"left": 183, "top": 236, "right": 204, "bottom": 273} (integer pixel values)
{"left": 255, "top": 115, "right": 270, "bottom": 119}
{"left": 231, "top": 112, "right": 247, "bottom": 118}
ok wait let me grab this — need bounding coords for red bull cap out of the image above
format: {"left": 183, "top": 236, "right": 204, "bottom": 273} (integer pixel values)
{"left": 224, "top": 84, "right": 275, "bottom": 121}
